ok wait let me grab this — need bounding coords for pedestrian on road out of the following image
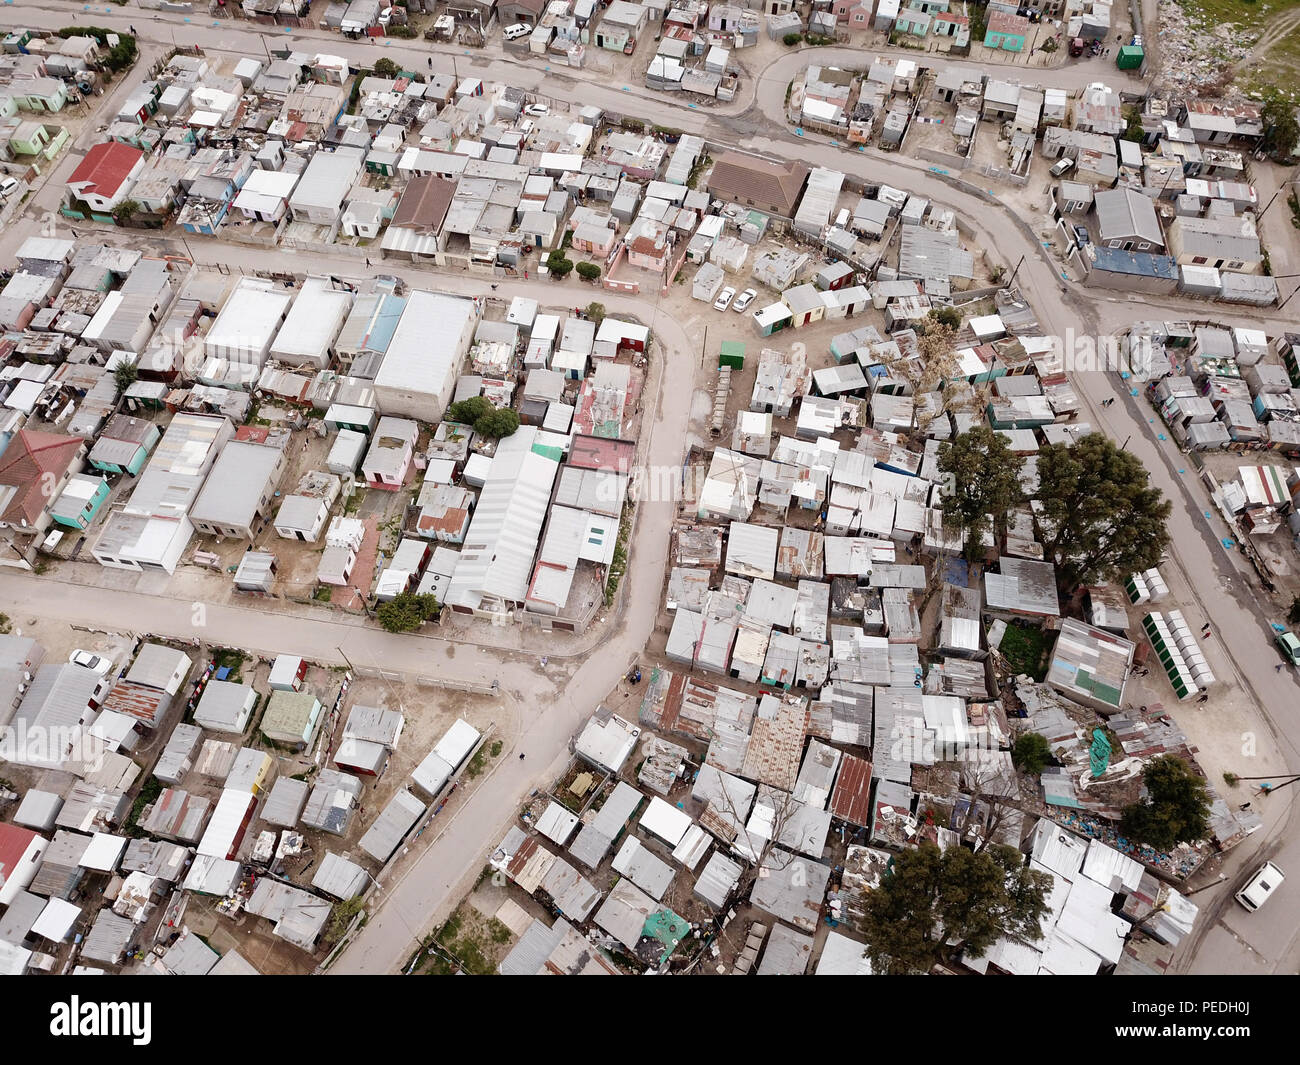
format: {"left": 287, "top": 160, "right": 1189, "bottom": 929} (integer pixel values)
{"left": 519, "top": 753, "right": 525, "bottom": 760}
{"left": 365, "top": 257, "right": 371, "bottom": 267}
{"left": 428, "top": 57, "right": 434, "bottom": 68}
{"left": 1277, "top": 663, "right": 1286, "bottom": 672}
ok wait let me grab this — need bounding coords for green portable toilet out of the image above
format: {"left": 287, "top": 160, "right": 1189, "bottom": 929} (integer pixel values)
{"left": 719, "top": 340, "right": 745, "bottom": 369}
{"left": 1117, "top": 45, "right": 1143, "bottom": 70}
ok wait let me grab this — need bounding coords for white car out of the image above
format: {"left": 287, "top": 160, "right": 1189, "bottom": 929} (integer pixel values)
{"left": 68, "top": 650, "right": 115, "bottom": 677}
{"left": 732, "top": 288, "right": 757, "bottom": 313}
{"left": 1235, "top": 861, "right": 1285, "bottom": 911}
{"left": 0, "top": 176, "right": 19, "bottom": 198}
{"left": 714, "top": 286, "right": 736, "bottom": 311}
{"left": 503, "top": 22, "right": 531, "bottom": 41}
{"left": 377, "top": 5, "right": 392, "bottom": 25}
{"left": 524, "top": 103, "right": 550, "bottom": 116}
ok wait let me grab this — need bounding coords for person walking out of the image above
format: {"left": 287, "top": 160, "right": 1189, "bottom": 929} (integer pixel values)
{"left": 1277, "top": 663, "right": 1286, "bottom": 673}
{"left": 365, "top": 257, "right": 371, "bottom": 267}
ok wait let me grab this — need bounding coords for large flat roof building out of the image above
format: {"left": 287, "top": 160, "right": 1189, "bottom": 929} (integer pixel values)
{"left": 372, "top": 290, "right": 478, "bottom": 423}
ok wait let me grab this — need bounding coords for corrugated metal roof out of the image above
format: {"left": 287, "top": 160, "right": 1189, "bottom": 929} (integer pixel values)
{"left": 358, "top": 788, "right": 425, "bottom": 862}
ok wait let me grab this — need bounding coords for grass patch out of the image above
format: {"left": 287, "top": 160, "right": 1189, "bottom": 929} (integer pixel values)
{"left": 211, "top": 648, "right": 248, "bottom": 682}
{"left": 426, "top": 906, "right": 512, "bottom": 975}
{"left": 489, "top": 740, "right": 503, "bottom": 758}
{"left": 464, "top": 747, "right": 488, "bottom": 779}
{"left": 999, "top": 622, "right": 1051, "bottom": 681}
{"left": 603, "top": 503, "right": 632, "bottom": 607}
{"left": 313, "top": 585, "right": 333, "bottom": 603}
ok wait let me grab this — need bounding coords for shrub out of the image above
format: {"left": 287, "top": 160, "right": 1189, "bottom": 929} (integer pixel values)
{"left": 575, "top": 261, "right": 601, "bottom": 282}
{"left": 545, "top": 251, "right": 573, "bottom": 278}
{"left": 929, "top": 305, "right": 962, "bottom": 330}
{"left": 1011, "top": 732, "right": 1052, "bottom": 776}
{"left": 376, "top": 592, "right": 440, "bottom": 633}
{"left": 783, "top": 32, "right": 802, "bottom": 46}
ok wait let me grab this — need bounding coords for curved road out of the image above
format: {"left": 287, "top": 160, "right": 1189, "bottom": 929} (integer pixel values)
{"left": 4, "top": 1, "right": 1298, "bottom": 973}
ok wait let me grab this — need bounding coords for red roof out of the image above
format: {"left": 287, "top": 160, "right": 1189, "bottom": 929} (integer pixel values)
{"left": 567, "top": 434, "right": 636, "bottom": 474}
{"left": 829, "top": 753, "right": 873, "bottom": 828}
{"left": 0, "top": 428, "right": 84, "bottom": 526}
{"left": 987, "top": 10, "right": 1030, "bottom": 35}
{"left": 0, "top": 821, "right": 41, "bottom": 890}
{"left": 67, "top": 141, "right": 144, "bottom": 199}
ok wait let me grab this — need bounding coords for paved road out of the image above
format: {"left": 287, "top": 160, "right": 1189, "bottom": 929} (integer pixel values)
{"left": 5, "top": 3, "right": 1298, "bottom": 973}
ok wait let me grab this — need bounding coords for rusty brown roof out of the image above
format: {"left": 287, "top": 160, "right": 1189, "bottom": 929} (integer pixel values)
{"left": 829, "top": 753, "right": 873, "bottom": 828}
{"left": 391, "top": 174, "right": 457, "bottom": 233}
{"left": 706, "top": 152, "right": 809, "bottom": 216}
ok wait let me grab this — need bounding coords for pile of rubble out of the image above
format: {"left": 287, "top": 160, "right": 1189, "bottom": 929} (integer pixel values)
{"left": 1156, "top": 0, "right": 1257, "bottom": 93}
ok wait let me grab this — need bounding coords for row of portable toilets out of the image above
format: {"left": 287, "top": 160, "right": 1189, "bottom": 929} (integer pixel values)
{"left": 1125, "top": 566, "right": 1170, "bottom": 606}
{"left": 1141, "top": 609, "right": 1216, "bottom": 700}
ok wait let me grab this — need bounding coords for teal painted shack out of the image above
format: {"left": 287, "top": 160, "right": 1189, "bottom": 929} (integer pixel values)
{"left": 89, "top": 413, "right": 160, "bottom": 475}
{"left": 50, "top": 472, "right": 110, "bottom": 529}
{"left": 984, "top": 11, "right": 1029, "bottom": 51}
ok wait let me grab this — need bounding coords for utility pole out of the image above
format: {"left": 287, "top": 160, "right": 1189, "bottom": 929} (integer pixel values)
{"left": 1006, "top": 253, "right": 1026, "bottom": 287}
{"left": 335, "top": 645, "right": 357, "bottom": 673}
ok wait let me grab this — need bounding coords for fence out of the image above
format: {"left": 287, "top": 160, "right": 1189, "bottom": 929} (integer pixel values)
{"left": 348, "top": 663, "right": 499, "bottom": 696}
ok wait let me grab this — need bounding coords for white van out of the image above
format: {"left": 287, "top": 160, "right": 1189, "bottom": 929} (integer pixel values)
{"left": 503, "top": 22, "right": 531, "bottom": 40}
{"left": 1235, "top": 861, "right": 1285, "bottom": 911}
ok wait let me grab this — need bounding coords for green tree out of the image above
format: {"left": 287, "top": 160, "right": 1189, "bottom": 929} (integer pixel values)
{"left": 859, "top": 843, "right": 1051, "bottom": 974}
{"left": 112, "top": 198, "right": 141, "bottom": 225}
{"left": 474, "top": 407, "right": 519, "bottom": 438}
{"left": 373, "top": 57, "right": 401, "bottom": 78}
{"left": 1011, "top": 732, "right": 1052, "bottom": 775}
{"left": 937, "top": 426, "right": 1025, "bottom": 561}
{"left": 112, "top": 357, "right": 140, "bottom": 396}
{"left": 1260, "top": 87, "right": 1300, "bottom": 162}
{"left": 375, "top": 592, "right": 440, "bottom": 633}
{"left": 1120, "top": 755, "right": 1212, "bottom": 852}
{"left": 575, "top": 261, "right": 601, "bottom": 282}
{"left": 929, "top": 305, "right": 962, "bottom": 330}
{"left": 585, "top": 301, "right": 606, "bottom": 325}
{"left": 545, "top": 251, "right": 573, "bottom": 278}
{"left": 446, "top": 396, "right": 492, "bottom": 426}
{"left": 446, "top": 396, "right": 519, "bottom": 438}
{"left": 1034, "top": 433, "right": 1172, "bottom": 590}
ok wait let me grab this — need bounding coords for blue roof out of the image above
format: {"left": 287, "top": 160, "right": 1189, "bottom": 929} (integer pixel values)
{"left": 363, "top": 293, "right": 406, "bottom": 355}
{"left": 1089, "top": 247, "right": 1178, "bottom": 280}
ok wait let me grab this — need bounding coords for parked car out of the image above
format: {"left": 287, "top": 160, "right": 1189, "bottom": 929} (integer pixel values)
{"left": 68, "top": 650, "right": 115, "bottom": 676}
{"left": 0, "top": 177, "right": 19, "bottom": 199}
{"left": 1049, "top": 157, "right": 1076, "bottom": 178}
{"left": 1235, "top": 862, "right": 1285, "bottom": 912}
{"left": 732, "top": 288, "right": 757, "bottom": 313}
{"left": 377, "top": 5, "right": 392, "bottom": 25}
{"left": 524, "top": 103, "right": 550, "bottom": 116}
{"left": 1276, "top": 630, "right": 1300, "bottom": 667}
{"left": 1072, "top": 224, "right": 1091, "bottom": 246}
{"left": 503, "top": 22, "right": 531, "bottom": 41}
{"left": 714, "top": 286, "right": 736, "bottom": 311}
